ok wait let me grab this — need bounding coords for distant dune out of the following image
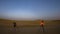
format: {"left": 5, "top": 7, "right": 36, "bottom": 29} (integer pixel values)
{"left": 0, "top": 18, "right": 40, "bottom": 27}
{"left": 0, "top": 19, "right": 60, "bottom": 26}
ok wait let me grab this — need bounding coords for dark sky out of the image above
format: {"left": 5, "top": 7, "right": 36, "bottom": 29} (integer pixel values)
{"left": 0, "top": 0, "right": 60, "bottom": 20}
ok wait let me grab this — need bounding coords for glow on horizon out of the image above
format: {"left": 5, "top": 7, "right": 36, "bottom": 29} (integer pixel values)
{"left": 0, "top": 9, "right": 39, "bottom": 20}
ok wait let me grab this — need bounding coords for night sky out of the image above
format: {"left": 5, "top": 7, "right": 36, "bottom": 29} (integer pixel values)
{"left": 0, "top": 0, "right": 60, "bottom": 20}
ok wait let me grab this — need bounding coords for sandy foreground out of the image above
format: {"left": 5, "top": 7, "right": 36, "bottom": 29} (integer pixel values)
{"left": 0, "top": 19, "right": 60, "bottom": 34}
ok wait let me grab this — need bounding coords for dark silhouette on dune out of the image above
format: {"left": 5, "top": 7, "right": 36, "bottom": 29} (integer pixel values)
{"left": 13, "top": 22, "right": 16, "bottom": 28}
